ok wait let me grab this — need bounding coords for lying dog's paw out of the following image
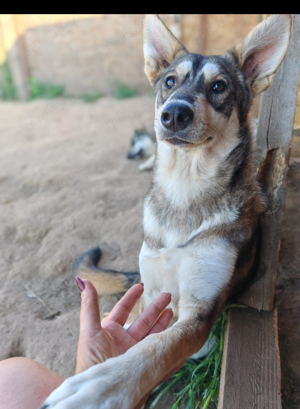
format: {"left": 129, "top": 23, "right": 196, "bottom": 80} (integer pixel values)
{"left": 138, "top": 154, "right": 155, "bottom": 171}
{"left": 40, "top": 358, "right": 135, "bottom": 409}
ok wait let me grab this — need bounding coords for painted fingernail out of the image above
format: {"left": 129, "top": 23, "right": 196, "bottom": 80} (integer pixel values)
{"left": 168, "top": 292, "right": 172, "bottom": 297}
{"left": 140, "top": 282, "right": 144, "bottom": 287}
{"left": 76, "top": 276, "right": 85, "bottom": 292}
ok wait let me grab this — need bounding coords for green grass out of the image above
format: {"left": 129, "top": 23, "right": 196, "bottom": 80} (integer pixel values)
{"left": 29, "top": 78, "right": 65, "bottom": 99}
{"left": 82, "top": 90, "right": 103, "bottom": 102}
{"left": 150, "top": 303, "right": 247, "bottom": 409}
{"left": 113, "top": 81, "right": 137, "bottom": 99}
{"left": 0, "top": 60, "right": 16, "bottom": 100}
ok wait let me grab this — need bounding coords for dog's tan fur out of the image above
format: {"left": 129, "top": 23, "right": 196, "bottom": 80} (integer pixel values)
{"left": 42, "top": 14, "right": 292, "bottom": 409}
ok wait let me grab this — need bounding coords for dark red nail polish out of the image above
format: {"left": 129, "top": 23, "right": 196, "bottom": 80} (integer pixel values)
{"left": 76, "top": 276, "right": 85, "bottom": 292}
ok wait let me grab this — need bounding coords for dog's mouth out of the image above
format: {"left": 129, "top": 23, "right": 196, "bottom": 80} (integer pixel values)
{"left": 163, "top": 137, "right": 194, "bottom": 146}
{"left": 163, "top": 136, "right": 212, "bottom": 147}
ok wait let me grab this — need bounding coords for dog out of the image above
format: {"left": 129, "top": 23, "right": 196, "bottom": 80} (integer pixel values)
{"left": 41, "top": 14, "right": 291, "bottom": 409}
{"left": 128, "top": 120, "right": 258, "bottom": 173}
{"left": 127, "top": 126, "right": 156, "bottom": 171}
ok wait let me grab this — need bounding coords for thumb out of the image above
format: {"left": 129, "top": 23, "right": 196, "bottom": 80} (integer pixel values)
{"left": 76, "top": 277, "right": 101, "bottom": 339}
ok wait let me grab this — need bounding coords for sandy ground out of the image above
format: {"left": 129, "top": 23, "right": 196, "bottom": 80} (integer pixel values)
{"left": 0, "top": 96, "right": 299, "bottom": 407}
{"left": 0, "top": 95, "right": 155, "bottom": 378}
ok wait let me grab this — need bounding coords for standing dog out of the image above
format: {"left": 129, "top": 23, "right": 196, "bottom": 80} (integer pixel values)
{"left": 42, "top": 14, "right": 291, "bottom": 409}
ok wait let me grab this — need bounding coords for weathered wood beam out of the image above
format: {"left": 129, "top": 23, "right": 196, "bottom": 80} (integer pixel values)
{"left": 238, "top": 14, "right": 300, "bottom": 311}
{"left": 0, "top": 14, "right": 30, "bottom": 100}
{"left": 218, "top": 307, "right": 281, "bottom": 409}
{"left": 198, "top": 14, "right": 207, "bottom": 54}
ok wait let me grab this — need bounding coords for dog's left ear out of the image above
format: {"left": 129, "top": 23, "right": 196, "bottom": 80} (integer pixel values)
{"left": 143, "top": 14, "right": 188, "bottom": 85}
{"left": 230, "top": 14, "right": 292, "bottom": 95}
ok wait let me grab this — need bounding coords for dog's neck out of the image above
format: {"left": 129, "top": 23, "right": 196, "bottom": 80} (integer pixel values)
{"left": 144, "top": 115, "right": 256, "bottom": 248}
{"left": 153, "top": 119, "right": 251, "bottom": 207}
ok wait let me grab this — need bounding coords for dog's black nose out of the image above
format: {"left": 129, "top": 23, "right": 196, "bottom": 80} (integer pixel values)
{"left": 161, "top": 103, "right": 193, "bottom": 132}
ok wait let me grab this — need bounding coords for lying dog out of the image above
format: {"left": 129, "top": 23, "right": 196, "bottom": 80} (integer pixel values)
{"left": 42, "top": 14, "right": 291, "bottom": 409}
{"left": 127, "top": 126, "right": 156, "bottom": 171}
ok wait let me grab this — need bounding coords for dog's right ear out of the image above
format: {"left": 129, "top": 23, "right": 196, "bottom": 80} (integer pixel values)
{"left": 143, "top": 14, "right": 187, "bottom": 85}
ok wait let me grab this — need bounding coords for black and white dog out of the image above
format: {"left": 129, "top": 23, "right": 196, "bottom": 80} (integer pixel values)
{"left": 127, "top": 127, "right": 156, "bottom": 171}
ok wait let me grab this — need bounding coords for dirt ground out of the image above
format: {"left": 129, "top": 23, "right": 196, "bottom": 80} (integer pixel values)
{"left": 0, "top": 96, "right": 299, "bottom": 406}
{"left": 0, "top": 96, "right": 154, "bottom": 379}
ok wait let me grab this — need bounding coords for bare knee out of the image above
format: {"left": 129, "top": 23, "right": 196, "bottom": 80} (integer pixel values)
{"left": 0, "top": 357, "right": 64, "bottom": 409}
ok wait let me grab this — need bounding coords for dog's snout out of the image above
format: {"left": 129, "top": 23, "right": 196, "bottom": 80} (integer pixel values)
{"left": 161, "top": 103, "right": 193, "bottom": 132}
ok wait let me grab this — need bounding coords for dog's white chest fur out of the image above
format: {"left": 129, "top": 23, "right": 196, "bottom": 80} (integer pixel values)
{"left": 139, "top": 142, "right": 239, "bottom": 318}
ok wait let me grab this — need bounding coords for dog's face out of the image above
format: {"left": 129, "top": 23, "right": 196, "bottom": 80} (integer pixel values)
{"left": 143, "top": 14, "right": 291, "bottom": 150}
{"left": 127, "top": 128, "right": 156, "bottom": 159}
{"left": 151, "top": 53, "right": 249, "bottom": 149}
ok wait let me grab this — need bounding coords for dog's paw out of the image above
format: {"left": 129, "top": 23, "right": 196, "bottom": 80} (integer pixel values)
{"left": 40, "top": 359, "right": 135, "bottom": 409}
{"left": 138, "top": 162, "right": 149, "bottom": 171}
{"left": 138, "top": 154, "right": 155, "bottom": 171}
{"left": 40, "top": 374, "right": 93, "bottom": 409}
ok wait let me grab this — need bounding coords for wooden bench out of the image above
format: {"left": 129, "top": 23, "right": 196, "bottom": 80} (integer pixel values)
{"left": 218, "top": 14, "right": 300, "bottom": 409}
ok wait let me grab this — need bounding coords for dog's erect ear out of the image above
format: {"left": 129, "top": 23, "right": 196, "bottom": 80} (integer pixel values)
{"left": 231, "top": 14, "right": 291, "bottom": 95}
{"left": 143, "top": 14, "right": 188, "bottom": 85}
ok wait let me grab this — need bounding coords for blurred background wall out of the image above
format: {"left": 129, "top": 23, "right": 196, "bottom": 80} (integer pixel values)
{"left": 0, "top": 14, "right": 261, "bottom": 98}
{"left": 0, "top": 14, "right": 299, "bottom": 132}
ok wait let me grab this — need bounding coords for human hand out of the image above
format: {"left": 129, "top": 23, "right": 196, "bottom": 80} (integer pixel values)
{"left": 75, "top": 277, "right": 173, "bottom": 374}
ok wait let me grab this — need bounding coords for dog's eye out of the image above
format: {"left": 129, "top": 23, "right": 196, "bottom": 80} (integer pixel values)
{"left": 166, "top": 76, "right": 176, "bottom": 89}
{"left": 212, "top": 80, "right": 226, "bottom": 92}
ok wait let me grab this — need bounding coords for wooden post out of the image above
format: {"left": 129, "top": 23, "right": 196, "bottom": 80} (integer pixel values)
{"left": 219, "top": 15, "right": 300, "bottom": 409}
{"left": 219, "top": 307, "right": 281, "bottom": 409}
{"left": 0, "top": 14, "right": 30, "bottom": 100}
{"left": 198, "top": 14, "right": 207, "bottom": 54}
{"left": 238, "top": 14, "right": 300, "bottom": 311}
{"left": 169, "top": 14, "right": 182, "bottom": 41}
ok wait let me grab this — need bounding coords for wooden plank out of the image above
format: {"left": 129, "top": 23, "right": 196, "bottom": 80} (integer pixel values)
{"left": 218, "top": 307, "right": 281, "bottom": 409}
{"left": 0, "top": 14, "right": 30, "bottom": 100}
{"left": 238, "top": 14, "right": 300, "bottom": 311}
{"left": 198, "top": 14, "right": 207, "bottom": 54}
{"left": 291, "top": 133, "right": 300, "bottom": 158}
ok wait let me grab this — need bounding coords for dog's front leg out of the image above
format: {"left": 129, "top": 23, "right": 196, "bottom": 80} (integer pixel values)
{"left": 41, "top": 312, "right": 219, "bottom": 409}
{"left": 41, "top": 239, "right": 236, "bottom": 409}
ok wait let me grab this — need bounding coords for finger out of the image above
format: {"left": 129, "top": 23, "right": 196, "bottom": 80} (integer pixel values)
{"left": 103, "top": 283, "right": 144, "bottom": 327}
{"left": 146, "top": 308, "right": 173, "bottom": 336}
{"left": 77, "top": 278, "right": 101, "bottom": 338}
{"left": 126, "top": 292, "right": 171, "bottom": 341}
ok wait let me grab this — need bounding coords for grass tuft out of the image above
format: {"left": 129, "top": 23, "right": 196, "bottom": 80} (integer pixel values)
{"left": 150, "top": 303, "right": 247, "bottom": 409}
{"left": 0, "top": 60, "right": 16, "bottom": 100}
{"left": 113, "top": 81, "right": 137, "bottom": 99}
{"left": 82, "top": 90, "right": 103, "bottom": 102}
{"left": 29, "top": 78, "right": 65, "bottom": 99}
